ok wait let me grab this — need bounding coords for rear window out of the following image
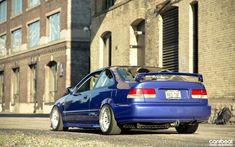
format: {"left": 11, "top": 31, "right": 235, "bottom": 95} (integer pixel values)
{"left": 117, "top": 67, "right": 200, "bottom": 82}
{"left": 117, "top": 67, "right": 165, "bottom": 81}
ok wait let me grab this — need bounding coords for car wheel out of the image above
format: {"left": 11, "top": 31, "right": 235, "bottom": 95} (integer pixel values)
{"left": 99, "top": 105, "right": 121, "bottom": 135}
{"left": 175, "top": 122, "right": 199, "bottom": 134}
{"left": 50, "top": 106, "right": 68, "bottom": 131}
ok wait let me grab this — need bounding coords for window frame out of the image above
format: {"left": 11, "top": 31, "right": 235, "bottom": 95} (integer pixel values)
{"left": 11, "top": 28, "right": 22, "bottom": 52}
{"left": 102, "top": 0, "right": 114, "bottom": 10}
{"left": 0, "top": 34, "right": 7, "bottom": 55}
{"left": 0, "top": 0, "right": 7, "bottom": 23}
{"left": 0, "top": 71, "right": 4, "bottom": 103}
{"left": 12, "top": 0, "right": 22, "bottom": 17}
{"left": 28, "top": 20, "right": 40, "bottom": 48}
{"left": 28, "top": 0, "right": 40, "bottom": 9}
{"left": 94, "top": 69, "right": 115, "bottom": 89}
{"left": 47, "top": 12, "right": 61, "bottom": 42}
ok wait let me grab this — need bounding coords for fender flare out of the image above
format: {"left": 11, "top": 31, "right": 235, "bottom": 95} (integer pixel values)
{"left": 100, "top": 98, "right": 115, "bottom": 109}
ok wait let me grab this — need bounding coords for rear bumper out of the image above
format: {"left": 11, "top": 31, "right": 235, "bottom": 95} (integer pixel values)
{"left": 113, "top": 103, "right": 211, "bottom": 124}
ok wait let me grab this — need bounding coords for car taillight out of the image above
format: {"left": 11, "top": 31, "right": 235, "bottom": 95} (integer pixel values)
{"left": 191, "top": 89, "right": 208, "bottom": 99}
{"left": 127, "top": 88, "right": 156, "bottom": 99}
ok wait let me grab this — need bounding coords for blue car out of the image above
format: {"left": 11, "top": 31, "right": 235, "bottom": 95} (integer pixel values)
{"left": 50, "top": 66, "right": 211, "bottom": 135}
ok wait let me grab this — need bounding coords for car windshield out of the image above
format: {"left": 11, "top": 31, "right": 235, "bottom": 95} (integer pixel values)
{"left": 116, "top": 66, "right": 200, "bottom": 82}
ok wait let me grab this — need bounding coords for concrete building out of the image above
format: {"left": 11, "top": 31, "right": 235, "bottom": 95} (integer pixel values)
{"left": 0, "top": 0, "right": 91, "bottom": 113}
{"left": 90, "top": 0, "right": 235, "bottom": 120}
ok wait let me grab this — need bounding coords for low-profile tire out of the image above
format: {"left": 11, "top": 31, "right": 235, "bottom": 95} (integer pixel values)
{"left": 50, "top": 106, "right": 68, "bottom": 131}
{"left": 175, "top": 123, "right": 199, "bottom": 134}
{"left": 99, "top": 105, "right": 121, "bottom": 135}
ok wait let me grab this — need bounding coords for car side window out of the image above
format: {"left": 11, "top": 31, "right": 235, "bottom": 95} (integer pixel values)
{"left": 94, "top": 70, "right": 115, "bottom": 89}
{"left": 75, "top": 73, "right": 100, "bottom": 93}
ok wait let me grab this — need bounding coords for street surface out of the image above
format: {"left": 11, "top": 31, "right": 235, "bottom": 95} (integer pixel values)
{"left": 0, "top": 117, "right": 234, "bottom": 146}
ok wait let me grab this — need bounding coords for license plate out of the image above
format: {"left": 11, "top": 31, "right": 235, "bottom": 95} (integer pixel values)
{"left": 165, "top": 90, "right": 181, "bottom": 99}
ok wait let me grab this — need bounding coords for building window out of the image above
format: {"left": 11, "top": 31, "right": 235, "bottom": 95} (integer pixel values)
{"left": 130, "top": 19, "right": 145, "bottom": 66}
{"left": 0, "top": 0, "right": 7, "bottom": 22}
{"left": 189, "top": 2, "right": 198, "bottom": 73}
{"left": 12, "top": 28, "right": 22, "bottom": 52}
{"left": 28, "top": 21, "right": 40, "bottom": 48}
{"left": 103, "top": 0, "right": 114, "bottom": 10}
{"left": 48, "top": 13, "right": 60, "bottom": 41}
{"left": 161, "top": 7, "right": 179, "bottom": 72}
{"left": 45, "top": 61, "right": 57, "bottom": 103}
{"left": 28, "top": 0, "right": 40, "bottom": 9}
{"left": 0, "top": 71, "right": 4, "bottom": 105}
{"left": 12, "top": 68, "right": 20, "bottom": 105}
{"left": 29, "top": 64, "right": 37, "bottom": 103}
{"left": 0, "top": 34, "right": 6, "bottom": 55}
{"left": 12, "top": 0, "right": 22, "bottom": 17}
{"left": 101, "top": 32, "right": 112, "bottom": 67}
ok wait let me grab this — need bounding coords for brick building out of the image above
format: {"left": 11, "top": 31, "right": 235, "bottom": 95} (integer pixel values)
{"left": 90, "top": 0, "right": 235, "bottom": 118}
{"left": 0, "top": 0, "right": 91, "bottom": 113}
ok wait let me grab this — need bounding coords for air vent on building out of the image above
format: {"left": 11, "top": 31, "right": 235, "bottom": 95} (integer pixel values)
{"left": 162, "top": 7, "right": 179, "bottom": 72}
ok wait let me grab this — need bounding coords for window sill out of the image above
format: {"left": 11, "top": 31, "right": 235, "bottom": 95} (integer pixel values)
{"left": 48, "top": 38, "right": 61, "bottom": 43}
{"left": 0, "top": 20, "right": 7, "bottom": 25}
{"left": 0, "top": 39, "right": 66, "bottom": 60}
{"left": 26, "top": 4, "right": 40, "bottom": 12}
{"left": 10, "top": 13, "right": 23, "bottom": 20}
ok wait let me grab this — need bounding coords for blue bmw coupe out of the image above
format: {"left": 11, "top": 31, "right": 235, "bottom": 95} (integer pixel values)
{"left": 50, "top": 66, "right": 211, "bottom": 135}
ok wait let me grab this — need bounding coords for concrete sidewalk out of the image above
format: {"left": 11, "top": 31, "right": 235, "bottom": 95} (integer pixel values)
{"left": 0, "top": 113, "right": 49, "bottom": 118}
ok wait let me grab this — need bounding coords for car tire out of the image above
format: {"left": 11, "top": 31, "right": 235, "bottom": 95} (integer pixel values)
{"left": 99, "top": 105, "right": 121, "bottom": 135}
{"left": 50, "top": 106, "right": 68, "bottom": 131}
{"left": 175, "top": 122, "right": 199, "bottom": 134}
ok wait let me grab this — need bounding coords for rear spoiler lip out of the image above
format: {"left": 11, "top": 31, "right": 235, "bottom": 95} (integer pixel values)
{"left": 135, "top": 72, "right": 203, "bottom": 82}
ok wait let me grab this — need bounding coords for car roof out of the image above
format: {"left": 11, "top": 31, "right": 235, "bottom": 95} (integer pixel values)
{"left": 91, "top": 66, "right": 166, "bottom": 75}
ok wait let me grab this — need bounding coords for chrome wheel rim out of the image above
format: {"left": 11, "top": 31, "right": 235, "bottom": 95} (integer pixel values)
{"left": 100, "top": 107, "right": 111, "bottom": 132}
{"left": 51, "top": 108, "right": 59, "bottom": 129}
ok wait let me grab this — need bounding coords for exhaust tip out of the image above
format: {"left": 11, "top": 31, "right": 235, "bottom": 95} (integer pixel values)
{"left": 170, "top": 120, "right": 180, "bottom": 127}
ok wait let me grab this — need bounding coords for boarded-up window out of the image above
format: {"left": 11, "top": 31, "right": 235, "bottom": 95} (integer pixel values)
{"left": 29, "top": 64, "right": 37, "bottom": 103}
{"left": 0, "top": 71, "right": 4, "bottom": 104}
{"left": 130, "top": 19, "right": 145, "bottom": 66}
{"left": 191, "top": 2, "right": 198, "bottom": 73}
{"left": 12, "top": 68, "right": 20, "bottom": 104}
{"left": 102, "top": 32, "right": 112, "bottom": 66}
{"left": 46, "top": 61, "right": 57, "bottom": 103}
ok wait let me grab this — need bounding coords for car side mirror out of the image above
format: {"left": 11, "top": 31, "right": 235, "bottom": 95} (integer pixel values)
{"left": 65, "top": 87, "right": 73, "bottom": 95}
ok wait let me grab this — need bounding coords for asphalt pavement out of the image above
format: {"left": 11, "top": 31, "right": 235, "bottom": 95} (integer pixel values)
{"left": 0, "top": 116, "right": 234, "bottom": 147}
